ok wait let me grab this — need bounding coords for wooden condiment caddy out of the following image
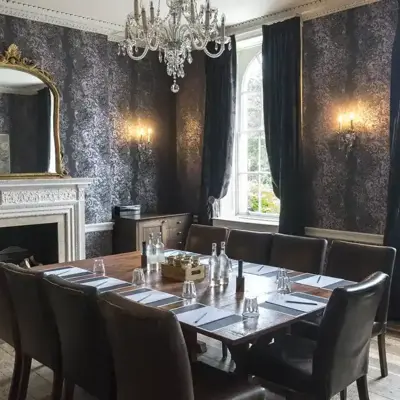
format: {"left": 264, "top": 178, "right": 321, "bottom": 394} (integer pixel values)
{"left": 161, "top": 254, "right": 205, "bottom": 282}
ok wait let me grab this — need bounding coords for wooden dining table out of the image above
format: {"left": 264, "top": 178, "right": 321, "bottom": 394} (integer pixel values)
{"left": 40, "top": 250, "right": 341, "bottom": 371}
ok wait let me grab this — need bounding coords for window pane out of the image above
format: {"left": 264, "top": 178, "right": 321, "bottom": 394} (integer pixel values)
{"left": 247, "top": 174, "right": 260, "bottom": 213}
{"left": 247, "top": 133, "right": 259, "bottom": 172}
{"left": 242, "top": 93, "right": 262, "bottom": 130}
{"left": 260, "top": 175, "right": 280, "bottom": 214}
{"left": 260, "top": 136, "right": 269, "bottom": 172}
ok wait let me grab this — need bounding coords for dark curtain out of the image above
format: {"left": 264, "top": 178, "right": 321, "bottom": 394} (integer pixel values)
{"left": 384, "top": 1, "right": 400, "bottom": 320}
{"left": 199, "top": 36, "right": 237, "bottom": 225}
{"left": 262, "top": 17, "right": 304, "bottom": 235}
{"left": 37, "top": 87, "right": 51, "bottom": 172}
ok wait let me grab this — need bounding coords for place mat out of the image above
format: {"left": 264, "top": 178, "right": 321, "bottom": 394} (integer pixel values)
{"left": 289, "top": 273, "right": 315, "bottom": 282}
{"left": 244, "top": 264, "right": 278, "bottom": 276}
{"left": 172, "top": 304, "right": 236, "bottom": 328}
{"left": 43, "top": 266, "right": 91, "bottom": 279}
{"left": 291, "top": 292, "right": 329, "bottom": 304}
{"left": 259, "top": 302, "right": 305, "bottom": 317}
{"left": 124, "top": 288, "right": 181, "bottom": 306}
{"left": 79, "top": 277, "right": 132, "bottom": 293}
{"left": 295, "top": 275, "right": 345, "bottom": 288}
{"left": 263, "top": 293, "right": 326, "bottom": 313}
{"left": 324, "top": 280, "right": 355, "bottom": 290}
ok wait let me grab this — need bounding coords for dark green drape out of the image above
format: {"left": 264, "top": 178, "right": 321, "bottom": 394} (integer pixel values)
{"left": 384, "top": 0, "right": 400, "bottom": 320}
{"left": 199, "top": 36, "right": 237, "bottom": 225}
{"left": 37, "top": 87, "right": 51, "bottom": 172}
{"left": 262, "top": 17, "right": 304, "bottom": 235}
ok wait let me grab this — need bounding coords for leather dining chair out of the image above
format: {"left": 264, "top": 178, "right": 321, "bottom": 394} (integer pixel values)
{"left": 98, "top": 291, "right": 266, "bottom": 400}
{"left": 42, "top": 275, "right": 115, "bottom": 400}
{"left": 246, "top": 271, "right": 389, "bottom": 400}
{"left": 185, "top": 224, "right": 229, "bottom": 255}
{"left": 325, "top": 240, "right": 396, "bottom": 378}
{"left": 226, "top": 230, "right": 273, "bottom": 265}
{"left": 269, "top": 233, "right": 327, "bottom": 274}
{"left": 0, "top": 262, "right": 23, "bottom": 400}
{"left": 2, "top": 263, "right": 63, "bottom": 400}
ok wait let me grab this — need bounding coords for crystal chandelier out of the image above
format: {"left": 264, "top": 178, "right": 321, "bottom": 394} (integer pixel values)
{"left": 118, "top": 0, "right": 231, "bottom": 93}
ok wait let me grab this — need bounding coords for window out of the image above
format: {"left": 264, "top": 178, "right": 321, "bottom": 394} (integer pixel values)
{"left": 220, "top": 41, "right": 280, "bottom": 220}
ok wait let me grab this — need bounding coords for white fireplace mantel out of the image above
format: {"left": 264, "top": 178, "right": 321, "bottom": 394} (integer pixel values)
{"left": 0, "top": 178, "right": 92, "bottom": 262}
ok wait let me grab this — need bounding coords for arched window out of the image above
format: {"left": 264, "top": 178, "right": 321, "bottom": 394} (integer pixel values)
{"left": 235, "top": 51, "right": 280, "bottom": 216}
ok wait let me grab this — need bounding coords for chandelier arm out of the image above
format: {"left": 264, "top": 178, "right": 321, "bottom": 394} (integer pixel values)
{"left": 127, "top": 44, "right": 150, "bottom": 60}
{"left": 191, "top": 31, "right": 209, "bottom": 51}
{"left": 146, "top": 31, "right": 160, "bottom": 51}
{"left": 203, "top": 42, "right": 225, "bottom": 59}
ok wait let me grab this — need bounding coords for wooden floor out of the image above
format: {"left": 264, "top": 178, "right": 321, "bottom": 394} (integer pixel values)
{"left": 0, "top": 334, "right": 399, "bottom": 400}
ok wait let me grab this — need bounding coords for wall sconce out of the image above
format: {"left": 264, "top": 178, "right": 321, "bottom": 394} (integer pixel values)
{"left": 336, "top": 112, "right": 357, "bottom": 157}
{"left": 136, "top": 126, "right": 153, "bottom": 151}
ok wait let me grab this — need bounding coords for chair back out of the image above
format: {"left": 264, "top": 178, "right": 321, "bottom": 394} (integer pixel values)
{"left": 326, "top": 240, "right": 396, "bottom": 327}
{"left": 226, "top": 230, "right": 273, "bottom": 265}
{"left": 185, "top": 224, "right": 228, "bottom": 254}
{"left": 313, "top": 271, "right": 388, "bottom": 398}
{"left": 98, "top": 292, "right": 194, "bottom": 400}
{"left": 269, "top": 233, "right": 327, "bottom": 274}
{"left": 2, "top": 263, "right": 60, "bottom": 370}
{"left": 0, "top": 263, "right": 18, "bottom": 346}
{"left": 42, "top": 275, "right": 114, "bottom": 400}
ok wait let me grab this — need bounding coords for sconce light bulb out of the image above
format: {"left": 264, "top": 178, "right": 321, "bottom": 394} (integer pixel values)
{"left": 338, "top": 115, "right": 343, "bottom": 122}
{"left": 349, "top": 112, "right": 355, "bottom": 121}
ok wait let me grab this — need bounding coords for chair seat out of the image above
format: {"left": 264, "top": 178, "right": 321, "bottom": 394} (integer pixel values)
{"left": 247, "top": 334, "right": 316, "bottom": 393}
{"left": 192, "top": 362, "right": 266, "bottom": 400}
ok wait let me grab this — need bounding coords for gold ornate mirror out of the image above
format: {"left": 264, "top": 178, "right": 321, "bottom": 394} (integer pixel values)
{"left": 0, "top": 44, "right": 63, "bottom": 178}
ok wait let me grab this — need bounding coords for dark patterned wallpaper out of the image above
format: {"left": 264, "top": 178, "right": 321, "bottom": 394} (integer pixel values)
{"left": 303, "top": 0, "right": 397, "bottom": 234}
{"left": 0, "top": 15, "right": 176, "bottom": 257}
{"left": 176, "top": 52, "right": 205, "bottom": 213}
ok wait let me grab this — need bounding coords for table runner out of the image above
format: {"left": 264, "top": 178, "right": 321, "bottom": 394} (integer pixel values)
{"left": 43, "top": 266, "right": 93, "bottom": 280}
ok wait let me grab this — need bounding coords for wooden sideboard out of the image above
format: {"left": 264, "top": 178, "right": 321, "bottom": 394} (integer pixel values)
{"left": 113, "top": 213, "right": 192, "bottom": 254}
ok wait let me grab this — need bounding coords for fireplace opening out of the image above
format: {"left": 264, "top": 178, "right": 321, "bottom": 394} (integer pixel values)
{"left": 0, "top": 223, "right": 58, "bottom": 266}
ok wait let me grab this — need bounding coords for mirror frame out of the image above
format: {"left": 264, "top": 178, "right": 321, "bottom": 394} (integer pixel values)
{"left": 0, "top": 44, "right": 64, "bottom": 179}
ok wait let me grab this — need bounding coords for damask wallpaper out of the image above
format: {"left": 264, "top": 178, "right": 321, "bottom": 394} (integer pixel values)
{"left": 303, "top": 0, "right": 397, "bottom": 234}
{"left": 0, "top": 14, "right": 176, "bottom": 256}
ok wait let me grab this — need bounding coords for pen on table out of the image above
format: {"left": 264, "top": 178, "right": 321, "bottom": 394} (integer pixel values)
{"left": 194, "top": 312, "right": 207, "bottom": 325}
{"left": 317, "top": 275, "right": 322, "bottom": 283}
{"left": 95, "top": 280, "right": 109, "bottom": 288}
{"left": 285, "top": 300, "right": 318, "bottom": 306}
{"left": 257, "top": 265, "right": 264, "bottom": 272}
{"left": 137, "top": 293, "right": 152, "bottom": 303}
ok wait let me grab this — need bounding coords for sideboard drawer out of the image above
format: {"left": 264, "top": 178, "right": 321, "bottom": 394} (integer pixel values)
{"left": 167, "top": 215, "right": 191, "bottom": 229}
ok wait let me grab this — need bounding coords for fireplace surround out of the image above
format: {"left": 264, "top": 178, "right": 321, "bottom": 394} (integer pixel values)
{"left": 0, "top": 178, "right": 92, "bottom": 262}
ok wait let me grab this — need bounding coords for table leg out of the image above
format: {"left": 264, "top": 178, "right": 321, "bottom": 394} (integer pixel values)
{"left": 183, "top": 330, "right": 198, "bottom": 362}
{"left": 227, "top": 343, "right": 250, "bottom": 375}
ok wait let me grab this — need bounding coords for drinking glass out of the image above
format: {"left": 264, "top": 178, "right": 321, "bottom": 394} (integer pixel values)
{"left": 132, "top": 268, "right": 146, "bottom": 286}
{"left": 182, "top": 280, "right": 197, "bottom": 299}
{"left": 93, "top": 259, "right": 105, "bottom": 276}
{"left": 277, "top": 270, "right": 292, "bottom": 294}
{"left": 242, "top": 294, "right": 259, "bottom": 318}
{"left": 275, "top": 268, "right": 286, "bottom": 283}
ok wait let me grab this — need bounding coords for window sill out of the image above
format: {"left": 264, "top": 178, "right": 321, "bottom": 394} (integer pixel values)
{"left": 212, "top": 215, "right": 279, "bottom": 233}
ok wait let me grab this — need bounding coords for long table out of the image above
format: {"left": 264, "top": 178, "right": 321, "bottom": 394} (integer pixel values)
{"left": 40, "top": 251, "right": 352, "bottom": 369}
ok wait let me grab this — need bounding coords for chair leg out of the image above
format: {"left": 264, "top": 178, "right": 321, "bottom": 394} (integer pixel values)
{"left": 63, "top": 380, "right": 75, "bottom": 400}
{"left": 18, "top": 355, "right": 32, "bottom": 400}
{"left": 378, "top": 333, "right": 388, "bottom": 378}
{"left": 356, "top": 375, "right": 370, "bottom": 400}
{"left": 222, "top": 344, "right": 228, "bottom": 359}
{"left": 340, "top": 388, "right": 347, "bottom": 400}
{"left": 51, "top": 371, "right": 63, "bottom": 400}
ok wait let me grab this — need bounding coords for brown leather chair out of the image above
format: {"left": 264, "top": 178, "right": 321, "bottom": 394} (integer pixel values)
{"left": 226, "top": 230, "right": 273, "bottom": 265}
{"left": 2, "top": 263, "right": 63, "bottom": 400}
{"left": 0, "top": 263, "right": 23, "bottom": 400}
{"left": 42, "top": 275, "right": 115, "bottom": 400}
{"left": 98, "top": 291, "right": 266, "bottom": 400}
{"left": 269, "top": 233, "right": 327, "bottom": 274}
{"left": 325, "top": 240, "right": 396, "bottom": 378}
{"left": 247, "top": 271, "right": 389, "bottom": 400}
{"left": 185, "top": 224, "right": 229, "bottom": 254}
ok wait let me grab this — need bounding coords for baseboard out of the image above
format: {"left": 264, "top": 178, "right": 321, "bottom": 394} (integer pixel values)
{"left": 85, "top": 222, "right": 114, "bottom": 233}
{"left": 305, "top": 227, "right": 384, "bottom": 245}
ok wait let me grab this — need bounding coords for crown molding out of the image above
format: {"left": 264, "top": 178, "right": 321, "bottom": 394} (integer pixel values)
{"left": 0, "top": 0, "right": 124, "bottom": 37}
{"left": 227, "top": 0, "right": 380, "bottom": 36}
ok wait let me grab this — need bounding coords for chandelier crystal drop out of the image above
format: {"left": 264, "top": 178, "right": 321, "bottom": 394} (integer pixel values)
{"left": 118, "top": 0, "right": 231, "bottom": 93}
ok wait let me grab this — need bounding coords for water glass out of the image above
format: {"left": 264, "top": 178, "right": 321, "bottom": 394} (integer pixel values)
{"left": 132, "top": 268, "right": 145, "bottom": 286}
{"left": 242, "top": 294, "right": 259, "bottom": 318}
{"left": 93, "top": 259, "right": 105, "bottom": 276}
{"left": 275, "top": 268, "right": 286, "bottom": 283}
{"left": 182, "top": 280, "right": 197, "bottom": 299}
{"left": 277, "top": 270, "right": 292, "bottom": 294}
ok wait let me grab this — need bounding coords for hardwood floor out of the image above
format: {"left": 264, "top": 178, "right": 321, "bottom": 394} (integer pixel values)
{"left": 0, "top": 333, "right": 399, "bottom": 400}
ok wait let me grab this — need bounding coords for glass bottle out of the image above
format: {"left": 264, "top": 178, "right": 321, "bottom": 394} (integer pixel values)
{"left": 155, "top": 232, "right": 165, "bottom": 263}
{"left": 218, "top": 241, "right": 229, "bottom": 285}
{"left": 147, "top": 233, "right": 156, "bottom": 264}
{"left": 209, "top": 242, "right": 220, "bottom": 287}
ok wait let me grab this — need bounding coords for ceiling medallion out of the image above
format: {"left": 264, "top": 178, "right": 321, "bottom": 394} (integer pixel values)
{"left": 118, "top": 0, "right": 231, "bottom": 93}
